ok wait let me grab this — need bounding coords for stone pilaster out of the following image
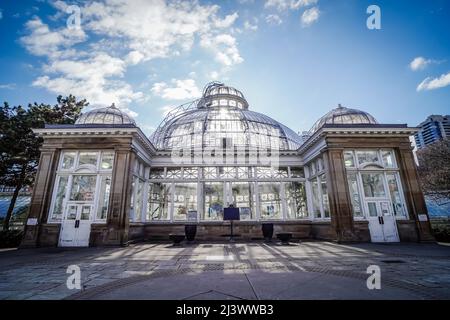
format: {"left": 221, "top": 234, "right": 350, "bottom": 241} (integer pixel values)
{"left": 397, "top": 147, "right": 435, "bottom": 242}
{"left": 20, "top": 148, "right": 60, "bottom": 247}
{"left": 104, "top": 146, "right": 135, "bottom": 246}
{"left": 323, "top": 149, "right": 359, "bottom": 242}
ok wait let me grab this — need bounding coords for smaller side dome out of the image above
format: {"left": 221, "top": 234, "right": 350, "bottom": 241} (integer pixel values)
{"left": 310, "top": 104, "right": 378, "bottom": 133}
{"left": 75, "top": 104, "right": 136, "bottom": 125}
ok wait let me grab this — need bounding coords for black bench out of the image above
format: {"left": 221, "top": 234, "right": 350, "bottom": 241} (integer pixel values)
{"left": 276, "top": 233, "right": 293, "bottom": 245}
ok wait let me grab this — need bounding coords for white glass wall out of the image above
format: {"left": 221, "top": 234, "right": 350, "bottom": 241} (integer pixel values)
{"left": 48, "top": 150, "right": 114, "bottom": 223}
{"left": 344, "top": 149, "right": 408, "bottom": 220}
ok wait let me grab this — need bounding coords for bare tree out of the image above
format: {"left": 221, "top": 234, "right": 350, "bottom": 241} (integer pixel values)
{"left": 416, "top": 138, "right": 450, "bottom": 203}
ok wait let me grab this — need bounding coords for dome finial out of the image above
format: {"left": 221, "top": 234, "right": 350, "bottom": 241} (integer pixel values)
{"left": 337, "top": 103, "right": 344, "bottom": 109}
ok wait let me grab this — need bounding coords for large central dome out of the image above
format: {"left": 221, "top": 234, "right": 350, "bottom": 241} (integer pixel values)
{"left": 151, "top": 82, "right": 302, "bottom": 151}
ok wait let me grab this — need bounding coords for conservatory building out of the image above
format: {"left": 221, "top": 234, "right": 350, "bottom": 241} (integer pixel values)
{"left": 21, "top": 82, "right": 434, "bottom": 247}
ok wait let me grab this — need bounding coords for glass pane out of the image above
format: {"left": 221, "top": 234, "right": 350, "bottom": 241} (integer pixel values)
{"left": 230, "top": 182, "right": 255, "bottom": 220}
{"left": 382, "top": 150, "right": 395, "bottom": 168}
{"left": 134, "top": 179, "right": 143, "bottom": 221}
{"left": 97, "top": 176, "right": 111, "bottom": 220}
{"left": 174, "top": 183, "right": 197, "bottom": 221}
{"left": 259, "top": 182, "right": 282, "bottom": 220}
{"left": 356, "top": 151, "right": 379, "bottom": 166}
{"left": 290, "top": 167, "right": 304, "bottom": 178}
{"left": 344, "top": 151, "right": 355, "bottom": 167}
{"left": 67, "top": 205, "right": 77, "bottom": 220}
{"left": 320, "top": 177, "right": 330, "bottom": 218}
{"left": 51, "top": 176, "right": 68, "bottom": 221}
{"left": 347, "top": 173, "right": 363, "bottom": 217}
{"left": 79, "top": 152, "right": 98, "bottom": 167}
{"left": 61, "top": 152, "right": 76, "bottom": 169}
{"left": 70, "top": 175, "right": 97, "bottom": 201}
{"left": 273, "top": 167, "right": 288, "bottom": 178}
{"left": 80, "top": 205, "right": 91, "bottom": 220}
{"left": 386, "top": 174, "right": 406, "bottom": 217}
{"left": 368, "top": 202, "right": 378, "bottom": 217}
{"left": 204, "top": 182, "right": 223, "bottom": 220}
{"left": 285, "top": 182, "right": 307, "bottom": 219}
{"left": 237, "top": 167, "right": 250, "bottom": 179}
{"left": 100, "top": 152, "right": 114, "bottom": 170}
{"left": 219, "top": 167, "right": 236, "bottom": 179}
{"left": 312, "top": 179, "right": 321, "bottom": 218}
{"left": 361, "top": 173, "right": 386, "bottom": 198}
{"left": 147, "top": 183, "right": 170, "bottom": 220}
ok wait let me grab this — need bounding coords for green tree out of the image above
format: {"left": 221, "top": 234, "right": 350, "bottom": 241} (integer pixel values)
{"left": 0, "top": 95, "right": 88, "bottom": 230}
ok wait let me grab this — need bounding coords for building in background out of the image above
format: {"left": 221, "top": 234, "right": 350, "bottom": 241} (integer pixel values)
{"left": 21, "top": 82, "right": 434, "bottom": 247}
{"left": 414, "top": 115, "right": 450, "bottom": 149}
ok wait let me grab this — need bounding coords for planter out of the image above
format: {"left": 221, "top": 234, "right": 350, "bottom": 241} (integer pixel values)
{"left": 261, "top": 223, "right": 274, "bottom": 241}
{"left": 276, "top": 232, "right": 292, "bottom": 245}
{"left": 169, "top": 234, "right": 185, "bottom": 246}
{"left": 185, "top": 225, "right": 197, "bottom": 242}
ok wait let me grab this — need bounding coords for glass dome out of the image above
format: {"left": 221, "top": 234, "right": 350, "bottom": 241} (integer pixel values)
{"left": 309, "top": 104, "right": 378, "bottom": 134}
{"left": 75, "top": 104, "right": 136, "bottom": 125}
{"left": 151, "top": 82, "right": 302, "bottom": 151}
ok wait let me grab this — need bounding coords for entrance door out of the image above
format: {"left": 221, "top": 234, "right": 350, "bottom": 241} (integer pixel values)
{"left": 59, "top": 203, "right": 93, "bottom": 247}
{"left": 366, "top": 200, "right": 399, "bottom": 243}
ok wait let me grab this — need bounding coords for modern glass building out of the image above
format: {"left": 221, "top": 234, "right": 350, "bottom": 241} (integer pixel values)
{"left": 21, "top": 82, "right": 434, "bottom": 247}
{"left": 413, "top": 115, "right": 450, "bottom": 149}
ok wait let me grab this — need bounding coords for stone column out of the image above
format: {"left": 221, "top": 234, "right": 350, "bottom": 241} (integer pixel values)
{"left": 21, "top": 148, "right": 60, "bottom": 247}
{"left": 104, "top": 146, "right": 135, "bottom": 246}
{"left": 323, "top": 149, "right": 359, "bottom": 242}
{"left": 397, "top": 147, "right": 435, "bottom": 242}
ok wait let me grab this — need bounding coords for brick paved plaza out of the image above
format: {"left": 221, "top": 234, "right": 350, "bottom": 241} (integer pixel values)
{"left": 1, "top": 241, "right": 450, "bottom": 300}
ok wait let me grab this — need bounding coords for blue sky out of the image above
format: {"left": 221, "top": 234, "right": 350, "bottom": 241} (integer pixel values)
{"left": 0, "top": 0, "right": 449, "bottom": 135}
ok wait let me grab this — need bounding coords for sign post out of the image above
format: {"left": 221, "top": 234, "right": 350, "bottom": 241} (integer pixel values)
{"left": 223, "top": 207, "right": 240, "bottom": 242}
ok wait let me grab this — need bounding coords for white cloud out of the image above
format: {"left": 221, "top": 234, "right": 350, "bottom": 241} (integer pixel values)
{"left": 265, "top": 14, "right": 283, "bottom": 25}
{"left": 151, "top": 79, "right": 201, "bottom": 100}
{"left": 0, "top": 83, "right": 16, "bottom": 90}
{"left": 244, "top": 19, "right": 258, "bottom": 31}
{"left": 200, "top": 34, "right": 243, "bottom": 66}
{"left": 301, "top": 7, "right": 320, "bottom": 27}
{"left": 20, "top": 17, "right": 86, "bottom": 59}
{"left": 20, "top": 0, "right": 242, "bottom": 110}
{"left": 265, "top": 0, "right": 318, "bottom": 12}
{"left": 409, "top": 56, "right": 443, "bottom": 71}
{"left": 417, "top": 72, "right": 450, "bottom": 91}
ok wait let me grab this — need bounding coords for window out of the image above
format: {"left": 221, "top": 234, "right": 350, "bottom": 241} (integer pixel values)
{"left": 311, "top": 179, "right": 321, "bottom": 218}
{"left": 203, "top": 182, "right": 223, "bottom": 220}
{"left": 70, "top": 175, "right": 97, "bottom": 201}
{"left": 100, "top": 152, "right": 114, "bottom": 170}
{"left": 347, "top": 173, "right": 363, "bottom": 217}
{"left": 183, "top": 167, "right": 198, "bottom": 179}
{"left": 344, "top": 151, "right": 355, "bottom": 168}
{"left": 78, "top": 152, "right": 98, "bottom": 167}
{"left": 356, "top": 151, "right": 379, "bottom": 166}
{"left": 382, "top": 150, "right": 396, "bottom": 168}
{"left": 290, "top": 167, "right": 304, "bottom": 178}
{"left": 321, "top": 177, "right": 330, "bottom": 218}
{"left": 97, "top": 176, "right": 111, "bottom": 220}
{"left": 285, "top": 182, "right": 307, "bottom": 219}
{"left": 386, "top": 173, "right": 406, "bottom": 217}
{"left": 167, "top": 167, "right": 182, "bottom": 179}
{"left": 50, "top": 176, "right": 68, "bottom": 221}
{"left": 147, "top": 183, "right": 170, "bottom": 221}
{"left": 230, "top": 182, "right": 255, "bottom": 220}
{"left": 259, "top": 182, "right": 282, "bottom": 220}
{"left": 203, "top": 167, "right": 217, "bottom": 179}
{"left": 173, "top": 183, "right": 197, "bottom": 221}
{"left": 134, "top": 179, "right": 144, "bottom": 221}
{"left": 61, "top": 152, "right": 76, "bottom": 170}
{"left": 361, "top": 173, "right": 386, "bottom": 198}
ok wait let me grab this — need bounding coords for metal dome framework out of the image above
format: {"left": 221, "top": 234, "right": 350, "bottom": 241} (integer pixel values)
{"left": 150, "top": 82, "right": 303, "bottom": 151}
{"left": 75, "top": 104, "right": 136, "bottom": 126}
{"left": 309, "top": 104, "right": 378, "bottom": 134}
